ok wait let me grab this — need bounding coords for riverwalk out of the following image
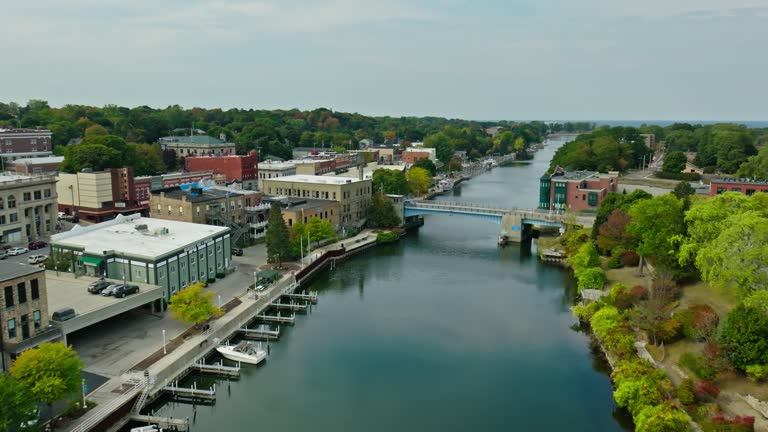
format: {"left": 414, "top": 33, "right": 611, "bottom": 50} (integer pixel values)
{"left": 62, "top": 231, "right": 378, "bottom": 432}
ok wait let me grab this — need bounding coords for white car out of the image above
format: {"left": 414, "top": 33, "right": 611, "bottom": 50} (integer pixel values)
{"left": 7, "top": 247, "right": 29, "bottom": 256}
{"left": 28, "top": 254, "right": 48, "bottom": 264}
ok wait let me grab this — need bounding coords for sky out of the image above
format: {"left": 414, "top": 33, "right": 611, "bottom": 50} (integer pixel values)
{"left": 2, "top": 0, "right": 767, "bottom": 121}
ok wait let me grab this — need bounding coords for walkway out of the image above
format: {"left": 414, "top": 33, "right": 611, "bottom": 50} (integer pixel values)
{"left": 404, "top": 200, "right": 596, "bottom": 228}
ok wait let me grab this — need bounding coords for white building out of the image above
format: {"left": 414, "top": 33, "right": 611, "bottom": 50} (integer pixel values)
{"left": 257, "top": 161, "right": 296, "bottom": 190}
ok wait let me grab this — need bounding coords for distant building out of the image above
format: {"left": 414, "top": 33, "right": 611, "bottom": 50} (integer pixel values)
{"left": 57, "top": 168, "right": 145, "bottom": 223}
{"left": 0, "top": 262, "right": 59, "bottom": 370}
{"left": 539, "top": 166, "right": 619, "bottom": 212}
{"left": 184, "top": 151, "right": 258, "bottom": 190}
{"left": 261, "top": 174, "right": 372, "bottom": 226}
{"left": 10, "top": 156, "right": 64, "bottom": 175}
{"left": 371, "top": 144, "right": 401, "bottom": 164}
{"left": 0, "top": 173, "right": 58, "bottom": 245}
{"left": 158, "top": 134, "right": 236, "bottom": 159}
{"left": 264, "top": 196, "right": 340, "bottom": 228}
{"left": 257, "top": 161, "right": 296, "bottom": 190}
{"left": 484, "top": 126, "right": 505, "bottom": 137}
{"left": 401, "top": 148, "right": 436, "bottom": 165}
{"left": 0, "top": 128, "right": 53, "bottom": 169}
{"left": 710, "top": 178, "right": 768, "bottom": 196}
{"left": 294, "top": 159, "right": 336, "bottom": 176}
{"left": 133, "top": 171, "right": 214, "bottom": 207}
{"left": 640, "top": 134, "right": 656, "bottom": 149}
{"left": 349, "top": 149, "right": 379, "bottom": 164}
{"left": 683, "top": 152, "right": 703, "bottom": 175}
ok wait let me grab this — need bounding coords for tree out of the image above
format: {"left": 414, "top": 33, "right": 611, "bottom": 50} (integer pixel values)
{"left": 627, "top": 194, "right": 685, "bottom": 274}
{"left": 58, "top": 143, "right": 122, "bottom": 173}
{"left": 44, "top": 250, "right": 75, "bottom": 272}
{"left": 0, "top": 373, "right": 39, "bottom": 432}
{"left": 10, "top": 342, "right": 84, "bottom": 426}
{"left": 371, "top": 169, "right": 408, "bottom": 195}
{"left": 265, "top": 201, "right": 292, "bottom": 266}
{"left": 84, "top": 124, "right": 108, "bottom": 138}
{"left": 671, "top": 181, "right": 695, "bottom": 199}
{"left": 716, "top": 305, "right": 768, "bottom": 370}
{"left": 406, "top": 167, "right": 432, "bottom": 196}
{"left": 596, "top": 209, "right": 635, "bottom": 253}
{"left": 567, "top": 241, "right": 600, "bottom": 273}
{"left": 306, "top": 216, "right": 336, "bottom": 243}
{"left": 413, "top": 158, "right": 437, "bottom": 176}
{"left": 631, "top": 300, "right": 673, "bottom": 345}
{"left": 169, "top": 282, "right": 222, "bottom": 326}
{"left": 367, "top": 193, "right": 401, "bottom": 228}
{"left": 662, "top": 150, "right": 687, "bottom": 174}
{"left": 737, "top": 145, "right": 768, "bottom": 180}
{"left": 633, "top": 404, "right": 690, "bottom": 432}
{"left": 162, "top": 149, "right": 179, "bottom": 171}
{"left": 591, "top": 190, "right": 652, "bottom": 240}
{"left": 424, "top": 132, "right": 455, "bottom": 164}
{"left": 128, "top": 143, "right": 166, "bottom": 176}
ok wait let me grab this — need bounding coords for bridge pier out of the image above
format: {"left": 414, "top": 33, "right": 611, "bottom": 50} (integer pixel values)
{"left": 501, "top": 214, "right": 533, "bottom": 244}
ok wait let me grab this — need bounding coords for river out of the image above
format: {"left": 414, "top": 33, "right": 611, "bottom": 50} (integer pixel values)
{"left": 141, "top": 136, "right": 632, "bottom": 431}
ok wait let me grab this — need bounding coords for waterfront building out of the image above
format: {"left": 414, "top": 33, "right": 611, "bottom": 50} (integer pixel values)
{"left": 538, "top": 166, "right": 619, "bottom": 212}
{"left": 261, "top": 174, "right": 372, "bottom": 226}
{"left": 158, "top": 134, "right": 236, "bottom": 159}
{"left": 401, "top": 148, "right": 436, "bottom": 165}
{"left": 50, "top": 214, "right": 232, "bottom": 301}
{"left": 57, "top": 167, "right": 145, "bottom": 223}
{"left": 185, "top": 151, "right": 258, "bottom": 190}
{"left": 0, "top": 128, "right": 53, "bottom": 169}
{"left": 10, "top": 156, "right": 64, "bottom": 175}
{"left": 0, "top": 262, "right": 59, "bottom": 371}
{"left": 265, "top": 196, "right": 340, "bottom": 228}
{"left": 710, "top": 178, "right": 768, "bottom": 196}
{"left": 257, "top": 160, "right": 296, "bottom": 190}
{"left": 0, "top": 172, "right": 58, "bottom": 245}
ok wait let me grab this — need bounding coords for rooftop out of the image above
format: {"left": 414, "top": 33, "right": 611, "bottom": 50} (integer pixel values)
{"left": 0, "top": 261, "right": 44, "bottom": 282}
{"left": 263, "top": 174, "right": 369, "bottom": 185}
{"left": 0, "top": 128, "right": 52, "bottom": 134}
{"left": 159, "top": 135, "right": 230, "bottom": 145}
{"left": 50, "top": 214, "right": 229, "bottom": 259}
{"left": 712, "top": 178, "right": 768, "bottom": 186}
{"left": 258, "top": 161, "right": 296, "bottom": 170}
{"left": 11, "top": 156, "right": 65, "bottom": 165}
{"left": 0, "top": 172, "right": 56, "bottom": 185}
{"left": 264, "top": 196, "right": 337, "bottom": 211}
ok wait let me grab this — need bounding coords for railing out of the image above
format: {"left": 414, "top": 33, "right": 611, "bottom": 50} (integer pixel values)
{"left": 69, "top": 381, "right": 145, "bottom": 432}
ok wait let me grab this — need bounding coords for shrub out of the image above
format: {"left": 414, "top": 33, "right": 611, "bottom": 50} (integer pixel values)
{"left": 572, "top": 302, "right": 603, "bottom": 321}
{"left": 695, "top": 380, "right": 720, "bottom": 400}
{"left": 654, "top": 171, "right": 702, "bottom": 181}
{"left": 613, "top": 285, "right": 648, "bottom": 310}
{"left": 746, "top": 364, "right": 768, "bottom": 383}
{"left": 679, "top": 352, "right": 718, "bottom": 380}
{"left": 611, "top": 360, "right": 667, "bottom": 417}
{"left": 676, "top": 379, "right": 695, "bottom": 405}
{"left": 676, "top": 304, "right": 719, "bottom": 340}
{"left": 577, "top": 267, "right": 607, "bottom": 292}
{"left": 630, "top": 285, "right": 649, "bottom": 300}
{"left": 634, "top": 403, "right": 690, "bottom": 432}
{"left": 705, "top": 413, "right": 755, "bottom": 432}
{"left": 621, "top": 250, "right": 640, "bottom": 267}
{"left": 716, "top": 305, "right": 768, "bottom": 370}
{"left": 376, "top": 231, "right": 399, "bottom": 244}
{"left": 591, "top": 306, "right": 635, "bottom": 358}
{"left": 568, "top": 241, "right": 600, "bottom": 272}
{"left": 659, "top": 318, "right": 682, "bottom": 343}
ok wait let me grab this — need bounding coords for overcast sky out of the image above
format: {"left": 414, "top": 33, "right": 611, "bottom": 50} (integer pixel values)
{"left": 2, "top": 0, "right": 766, "bottom": 120}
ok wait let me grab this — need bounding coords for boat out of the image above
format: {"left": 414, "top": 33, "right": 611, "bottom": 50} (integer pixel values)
{"left": 437, "top": 178, "right": 454, "bottom": 193}
{"left": 497, "top": 234, "right": 509, "bottom": 246}
{"left": 216, "top": 341, "right": 267, "bottom": 365}
{"left": 483, "top": 158, "right": 498, "bottom": 168}
{"left": 131, "top": 426, "right": 161, "bottom": 432}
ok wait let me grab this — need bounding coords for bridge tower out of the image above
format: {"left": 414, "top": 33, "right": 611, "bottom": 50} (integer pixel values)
{"left": 500, "top": 213, "right": 533, "bottom": 243}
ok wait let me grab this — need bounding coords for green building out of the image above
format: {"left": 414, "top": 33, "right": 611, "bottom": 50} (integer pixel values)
{"left": 50, "top": 214, "right": 231, "bottom": 304}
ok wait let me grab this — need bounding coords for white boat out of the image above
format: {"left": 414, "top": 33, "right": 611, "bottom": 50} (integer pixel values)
{"left": 437, "top": 178, "right": 454, "bottom": 192}
{"left": 483, "top": 158, "right": 498, "bottom": 168}
{"left": 216, "top": 341, "right": 267, "bottom": 365}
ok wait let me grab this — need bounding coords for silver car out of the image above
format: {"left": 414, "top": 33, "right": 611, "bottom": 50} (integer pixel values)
{"left": 7, "top": 247, "right": 28, "bottom": 256}
{"left": 101, "top": 284, "right": 124, "bottom": 296}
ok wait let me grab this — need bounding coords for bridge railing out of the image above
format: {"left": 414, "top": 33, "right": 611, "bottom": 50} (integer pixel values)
{"left": 404, "top": 200, "right": 596, "bottom": 225}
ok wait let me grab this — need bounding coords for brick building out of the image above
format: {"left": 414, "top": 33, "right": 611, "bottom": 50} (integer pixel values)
{"left": 710, "top": 178, "right": 768, "bottom": 196}
{"left": 10, "top": 156, "right": 64, "bottom": 175}
{"left": 0, "top": 173, "right": 58, "bottom": 245}
{"left": 0, "top": 262, "right": 59, "bottom": 370}
{"left": 149, "top": 185, "right": 259, "bottom": 225}
{"left": 401, "top": 148, "right": 436, "bottom": 165}
{"left": 184, "top": 151, "right": 258, "bottom": 190}
{"left": 133, "top": 171, "right": 214, "bottom": 207}
{"left": 0, "top": 128, "right": 53, "bottom": 169}
{"left": 264, "top": 196, "right": 340, "bottom": 228}
{"left": 57, "top": 167, "right": 145, "bottom": 222}
{"left": 538, "top": 166, "right": 619, "bottom": 212}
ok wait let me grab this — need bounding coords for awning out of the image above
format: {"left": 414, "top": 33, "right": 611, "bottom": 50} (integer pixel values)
{"left": 81, "top": 256, "right": 103, "bottom": 266}
{"left": 254, "top": 269, "right": 280, "bottom": 281}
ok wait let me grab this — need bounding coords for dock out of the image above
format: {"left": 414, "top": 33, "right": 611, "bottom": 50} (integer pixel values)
{"left": 270, "top": 301, "right": 308, "bottom": 311}
{"left": 129, "top": 415, "right": 189, "bottom": 431}
{"left": 190, "top": 360, "right": 240, "bottom": 378}
{"left": 282, "top": 292, "right": 318, "bottom": 303}
{"left": 256, "top": 312, "right": 296, "bottom": 324}
{"left": 239, "top": 326, "right": 280, "bottom": 341}
{"left": 162, "top": 381, "right": 216, "bottom": 404}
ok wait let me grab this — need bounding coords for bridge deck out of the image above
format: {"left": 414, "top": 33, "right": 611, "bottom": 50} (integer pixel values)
{"left": 404, "top": 200, "right": 595, "bottom": 227}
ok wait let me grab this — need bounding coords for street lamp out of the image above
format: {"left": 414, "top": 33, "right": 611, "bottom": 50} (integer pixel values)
{"left": 162, "top": 329, "right": 167, "bottom": 355}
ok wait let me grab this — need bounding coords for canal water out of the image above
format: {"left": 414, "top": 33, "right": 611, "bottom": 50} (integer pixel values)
{"left": 145, "top": 136, "right": 631, "bottom": 431}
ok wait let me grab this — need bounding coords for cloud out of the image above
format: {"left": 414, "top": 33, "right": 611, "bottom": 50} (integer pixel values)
{"left": 567, "top": 0, "right": 768, "bottom": 18}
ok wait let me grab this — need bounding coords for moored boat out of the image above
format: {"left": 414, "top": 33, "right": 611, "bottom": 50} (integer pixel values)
{"left": 216, "top": 341, "right": 267, "bottom": 365}
{"left": 437, "top": 178, "right": 454, "bottom": 193}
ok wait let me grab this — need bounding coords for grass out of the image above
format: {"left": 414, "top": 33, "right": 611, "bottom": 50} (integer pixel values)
{"left": 678, "top": 280, "right": 737, "bottom": 318}
{"left": 619, "top": 176, "right": 679, "bottom": 189}
{"left": 605, "top": 265, "right": 651, "bottom": 291}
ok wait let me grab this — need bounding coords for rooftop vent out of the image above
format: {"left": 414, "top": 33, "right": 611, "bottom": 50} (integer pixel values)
{"left": 135, "top": 224, "right": 149, "bottom": 231}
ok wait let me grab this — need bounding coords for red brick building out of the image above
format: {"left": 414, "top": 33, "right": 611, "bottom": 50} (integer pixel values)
{"left": 10, "top": 156, "right": 64, "bottom": 175}
{"left": 401, "top": 148, "right": 435, "bottom": 165}
{"left": 539, "top": 166, "right": 619, "bottom": 212}
{"left": 0, "top": 128, "right": 53, "bottom": 168}
{"left": 184, "top": 151, "right": 258, "bottom": 190}
{"left": 133, "top": 171, "right": 215, "bottom": 206}
{"left": 710, "top": 178, "right": 768, "bottom": 196}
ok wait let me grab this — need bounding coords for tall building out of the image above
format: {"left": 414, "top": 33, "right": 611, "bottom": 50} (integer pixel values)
{"left": 0, "top": 173, "right": 58, "bottom": 245}
{"left": 158, "top": 134, "right": 236, "bottom": 159}
{"left": 257, "top": 161, "right": 296, "bottom": 190}
{"left": 184, "top": 151, "right": 258, "bottom": 190}
{"left": 261, "top": 174, "right": 372, "bottom": 226}
{"left": 538, "top": 166, "right": 619, "bottom": 212}
{"left": 0, "top": 262, "right": 59, "bottom": 370}
{"left": 57, "top": 167, "right": 145, "bottom": 222}
{"left": 0, "top": 128, "right": 53, "bottom": 169}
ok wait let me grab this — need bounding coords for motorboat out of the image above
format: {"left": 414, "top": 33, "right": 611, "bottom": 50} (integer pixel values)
{"left": 437, "top": 178, "right": 454, "bottom": 193}
{"left": 216, "top": 341, "right": 267, "bottom": 365}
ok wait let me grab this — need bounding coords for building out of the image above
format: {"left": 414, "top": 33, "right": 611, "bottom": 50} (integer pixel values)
{"left": 710, "top": 178, "right": 768, "bottom": 196}
{"left": 371, "top": 144, "right": 401, "bottom": 164}
{"left": 50, "top": 214, "right": 232, "bottom": 301}
{"left": 683, "top": 152, "right": 703, "bottom": 175}
{"left": 133, "top": 171, "right": 214, "bottom": 207}
{"left": 158, "top": 134, "right": 236, "bottom": 159}
{"left": 0, "top": 128, "right": 53, "bottom": 169}
{"left": 294, "top": 159, "right": 336, "bottom": 176}
{"left": 401, "top": 148, "right": 436, "bottom": 165}
{"left": 10, "top": 156, "right": 64, "bottom": 175}
{"left": 292, "top": 147, "right": 326, "bottom": 159}
{"left": 185, "top": 151, "right": 258, "bottom": 190}
{"left": 640, "top": 134, "right": 656, "bottom": 149}
{"left": 257, "top": 161, "right": 296, "bottom": 190}
{"left": 57, "top": 168, "right": 145, "bottom": 223}
{"left": 0, "top": 173, "right": 58, "bottom": 245}
{"left": 261, "top": 174, "right": 372, "bottom": 226}
{"left": 0, "top": 262, "right": 59, "bottom": 370}
{"left": 265, "top": 196, "right": 340, "bottom": 228}
{"left": 149, "top": 185, "right": 258, "bottom": 225}
{"left": 538, "top": 166, "right": 619, "bottom": 212}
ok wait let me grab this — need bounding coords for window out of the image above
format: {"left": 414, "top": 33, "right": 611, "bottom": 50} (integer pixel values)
{"left": 23, "top": 192, "right": 31, "bottom": 201}
{"left": 33, "top": 310, "right": 41, "bottom": 329}
{"left": 0, "top": 197, "right": 3, "bottom": 210}
{"left": 0, "top": 215, "right": 4, "bottom": 224}
{"left": 179, "top": 206, "right": 183, "bottom": 215}
{"left": 180, "top": 260, "right": 186, "bottom": 269}
{"left": 17, "top": 282, "right": 27, "bottom": 304}
{"left": 746, "top": 189, "right": 756, "bottom": 196}
{"left": 716, "top": 187, "right": 727, "bottom": 194}
{"left": 4, "top": 286, "right": 13, "bottom": 307}
{"left": 31, "top": 139, "right": 37, "bottom": 145}
{"left": 8, "top": 194, "right": 16, "bottom": 208}
{"left": 190, "top": 255, "right": 196, "bottom": 264}
{"left": 7, "top": 319, "right": 16, "bottom": 339}
{"left": 30, "top": 279, "right": 39, "bottom": 300}
{"left": 34, "top": 190, "right": 41, "bottom": 200}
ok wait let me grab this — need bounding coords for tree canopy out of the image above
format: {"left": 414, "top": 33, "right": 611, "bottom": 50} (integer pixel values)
{"left": 627, "top": 194, "right": 686, "bottom": 271}
{"left": 406, "top": 167, "right": 432, "bottom": 196}
{"left": 371, "top": 169, "right": 408, "bottom": 195}
{"left": 367, "top": 193, "right": 401, "bottom": 228}
{"left": 266, "top": 201, "right": 292, "bottom": 265}
{"left": 0, "top": 373, "right": 39, "bottom": 432}
{"left": 549, "top": 127, "right": 648, "bottom": 173}
{"left": 168, "top": 282, "right": 222, "bottom": 325}
{"left": 662, "top": 151, "right": 687, "bottom": 174}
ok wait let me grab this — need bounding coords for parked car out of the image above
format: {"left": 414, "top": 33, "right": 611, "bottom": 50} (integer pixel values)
{"left": 28, "top": 241, "right": 47, "bottom": 250}
{"left": 7, "top": 247, "right": 29, "bottom": 256}
{"left": 101, "top": 284, "right": 124, "bottom": 296}
{"left": 0, "top": 251, "right": 7, "bottom": 260}
{"left": 231, "top": 247, "right": 243, "bottom": 256}
{"left": 27, "top": 255, "right": 47, "bottom": 265}
{"left": 113, "top": 284, "right": 140, "bottom": 298}
{"left": 87, "top": 280, "right": 112, "bottom": 294}
{"left": 51, "top": 307, "right": 76, "bottom": 322}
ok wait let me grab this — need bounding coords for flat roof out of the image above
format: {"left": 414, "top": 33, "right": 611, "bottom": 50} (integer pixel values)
{"left": 11, "top": 156, "right": 65, "bottom": 165}
{"left": 51, "top": 214, "right": 229, "bottom": 259}
{"left": 257, "top": 161, "right": 296, "bottom": 169}
{"left": 264, "top": 174, "right": 369, "bottom": 185}
{"left": 273, "top": 197, "right": 337, "bottom": 211}
{"left": 0, "top": 261, "right": 45, "bottom": 282}
{"left": 712, "top": 178, "right": 768, "bottom": 186}
{"left": 0, "top": 172, "right": 56, "bottom": 185}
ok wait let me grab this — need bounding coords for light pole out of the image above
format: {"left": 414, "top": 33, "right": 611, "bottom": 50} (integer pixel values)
{"left": 162, "top": 329, "right": 167, "bottom": 355}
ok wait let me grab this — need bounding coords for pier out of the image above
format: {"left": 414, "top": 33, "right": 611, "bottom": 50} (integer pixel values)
{"left": 282, "top": 292, "right": 319, "bottom": 303}
{"left": 256, "top": 312, "right": 296, "bottom": 324}
{"left": 190, "top": 360, "right": 241, "bottom": 378}
{"left": 129, "top": 415, "right": 190, "bottom": 431}
{"left": 239, "top": 326, "right": 280, "bottom": 341}
{"left": 270, "top": 301, "right": 309, "bottom": 311}
{"left": 162, "top": 381, "right": 216, "bottom": 404}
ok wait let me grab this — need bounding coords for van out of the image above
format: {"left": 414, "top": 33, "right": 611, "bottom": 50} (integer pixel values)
{"left": 51, "top": 307, "right": 76, "bottom": 322}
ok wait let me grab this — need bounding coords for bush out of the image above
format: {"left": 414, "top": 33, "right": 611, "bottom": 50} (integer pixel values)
{"left": 621, "top": 250, "right": 640, "bottom": 267}
{"left": 576, "top": 267, "right": 607, "bottom": 292}
{"left": 679, "top": 352, "right": 718, "bottom": 380}
{"left": 591, "top": 306, "right": 635, "bottom": 358}
{"left": 746, "top": 364, "right": 768, "bottom": 383}
{"left": 659, "top": 318, "right": 682, "bottom": 343}
{"left": 704, "top": 413, "right": 755, "bottom": 432}
{"left": 676, "top": 304, "right": 719, "bottom": 340}
{"left": 568, "top": 241, "right": 600, "bottom": 273}
{"left": 717, "top": 305, "right": 768, "bottom": 370}
{"left": 677, "top": 379, "right": 695, "bottom": 405}
{"left": 654, "top": 171, "right": 702, "bottom": 181}
{"left": 634, "top": 403, "right": 691, "bottom": 432}
{"left": 572, "top": 301, "right": 603, "bottom": 321}
{"left": 376, "top": 231, "right": 399, "bottom": 244}
{"left": 695, "top": 380, "right": 720, "bottom": 400}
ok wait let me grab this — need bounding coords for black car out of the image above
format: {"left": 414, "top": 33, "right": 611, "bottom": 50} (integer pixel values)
{"left": 231, "top": 247, "right": 243, "bottom": 256}
{"left": 113, "top": 284, "right": 140, "bottom": 298}
{"left": 87, "top": 280, "right": 112, "bottom": 294}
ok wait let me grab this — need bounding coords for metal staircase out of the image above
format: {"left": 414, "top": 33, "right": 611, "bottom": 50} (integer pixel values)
{"left": 131, "top": 370, "right": 155, "bottom": 413}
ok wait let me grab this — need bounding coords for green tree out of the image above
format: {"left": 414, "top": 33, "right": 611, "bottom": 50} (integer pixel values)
{"left": 367, "top": 193, "right": 401, "bottom": 228}
{"left": 671, "top": 181, "right": 695, "bottom": 199}
{"left": 306, "top": 216, "right": 336, "bottom": 243}
{"left": 59, "top": 143, "right": 122, "bottom": 173}
{"left": 567, "top": 241, "right": 600, "bottom": 273}
{"left": 44, "top": 250, "right": 75, "bottom": 272}
{"left": 10, "top": 342, "right": 84, "bottom": 426}
{"left": 168, "top": 282, "right": 222, "bottom": 326}
{"left": 0, "top": 373, "right": 39, "bottom": 432}
{"left": 591, "top": 190, "right": 652, "bottom": 240}
{"left": 633, "top": 404, "right": 690, "bottom": 432}
{"left": 716, "top": 305, "right": 768, "bottom": 370}
{"left": 406, "top": 167, "right": 432, "bottom": 196}
{"left": 371, "top": 169, "right": 408, "bottom": 195}
{"left": 627, "top": 194, "right": 685, "bottom": 274}
{"left": 662, "top": 151, "right": 687, "bottom": 173}
{"left": 737, "top": 145, "right": 768, "bottom": 180}
{"left": 128, "top": 143, "right": 166, "bottom": 176}
{"left": 413, "top": 158, "right": 437, "bottom": 176}
{"left": 84, "top": 124, "right": 108, "bottom": 138}
{"left": 424, "top": 132, "right": 455, "bottom": 164}
{"left": 266, "top": 201, "right": 292, "bottom": 265}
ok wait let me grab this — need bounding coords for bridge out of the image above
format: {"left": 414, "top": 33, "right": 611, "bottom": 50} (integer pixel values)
{"left": 403, "top": 200, "right": 595, "bottom": 243}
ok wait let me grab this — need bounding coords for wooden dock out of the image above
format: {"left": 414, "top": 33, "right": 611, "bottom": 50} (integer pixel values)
{"left": 270, "top": 301, "right": 308, "bottom": 311}
{"left": 191, "top": 360, "right": 240, "bottom": 378}
{"left": 129, "top": 414, "right": 189, "bottom": 431}
{"left": 162, "top": 381, "right": 216, "bottom": 404}
{"left": 282, "top": 292, "right": 318, "bottom": 303}
{"left": 256, "top": 313, "right": 295, "bottom": 324}
{"left": 239, "top": 326, "right": 280, "bottom": 341}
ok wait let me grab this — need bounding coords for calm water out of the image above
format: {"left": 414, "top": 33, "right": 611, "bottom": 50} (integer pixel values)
{"left": 143, "top": 136, "right": 631, "bottom": 431}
